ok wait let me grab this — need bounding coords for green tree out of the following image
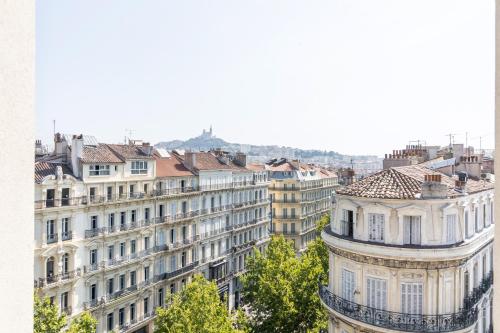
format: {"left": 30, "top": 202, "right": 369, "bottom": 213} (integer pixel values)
{"left": 33, "top": 293, "right": 67, "bottom": 333}
{"left": 67, "top": 311, "right": 97, "bottom": 333}
{"left": 242, "top": 228, "right": 329, "bottom": 333}
{"left": 154, "top": 274, "right": 245, "bottom": 333}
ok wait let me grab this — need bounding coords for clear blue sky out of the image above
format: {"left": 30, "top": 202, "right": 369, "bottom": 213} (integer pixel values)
{"left": 36, "top": 0, "right": 494, "bottom": 156}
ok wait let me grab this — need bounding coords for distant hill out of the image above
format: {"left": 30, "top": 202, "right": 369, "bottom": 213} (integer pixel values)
{"left": 155, "top": 128, "right": 382, "bottom": 172}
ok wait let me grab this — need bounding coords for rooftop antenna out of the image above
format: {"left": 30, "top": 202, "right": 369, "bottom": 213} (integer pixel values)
{"left": 445, "top": 133, "right": 457, "bottom": 148}
{"left": 53, "top": 120, "right": 56, "bottom": 137}
{"left": 125, "top": 129, "right": 134, "bottom": 144}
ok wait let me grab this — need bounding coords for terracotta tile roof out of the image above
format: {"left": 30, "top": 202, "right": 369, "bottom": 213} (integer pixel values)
{"left": 107, "top": 144, "right": 154, "bottom": 160}
{"left": 81, "top": 144, "right": 123, "bottom": 163}
{"left": 336, "top": 164, "right": 493, "bottom": 200}
{"left": 315, "top": 167, "right": 338, "bottom": 179}
{"left": 246, "top": 163, "right": 267, "bottom": 172}
{"left": 191, "top": 152, "right": 249, "bottom": 172}
{"left": 155, "top": 155, "right": 194, "bottom": 177}
{"left": 35, "top": 162, "right": 75, "bottom": 183}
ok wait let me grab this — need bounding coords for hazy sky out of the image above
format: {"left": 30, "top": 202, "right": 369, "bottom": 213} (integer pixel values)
{"left": 37, "top": 0, "right": 494, "bottom": 156}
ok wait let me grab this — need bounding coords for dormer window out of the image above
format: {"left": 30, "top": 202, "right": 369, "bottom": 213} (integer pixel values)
{"left": 89, "top": 164, "right": 110, "bottom": 176}
{"left": 131, "top": 161, "right": 148, "bottom": 174}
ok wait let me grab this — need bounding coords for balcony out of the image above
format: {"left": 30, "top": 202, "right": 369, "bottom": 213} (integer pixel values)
{"left": 152, "top": 186, "right": 198, "bottom": 197}
{"left": 61, "top": 231, "right": 73, "bottom": 241}
{"left": 319, "top": 284, "right": 478, "bottom": 332}
{"left": 463, "top": 272, "right": 493, "bottom": 309}
{"left": 270, "top": 186, "right": 299, "bottom": 191}
{"left": 154, "top": 261, "right": 199, "bottom": 282}
{"left": 46, "top": 233, "right": 58, "bottom": 244}
{"left": 35, "top": 269, "right": 81, "bottom": 288}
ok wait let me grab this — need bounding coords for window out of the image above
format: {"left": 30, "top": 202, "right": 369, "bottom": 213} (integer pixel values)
{"left": 144, "top": 236, "right": 150, "bottom": 250}
{"left": 90, "top": 249, "right": 97, "bottom": 265}
{"left": 368, "top": 213, "right": 385, "bottom": 242}
{"left": 108, "top": 245, "right": 114, "bottom": 260}
{"left": 446, "top": 215, "right": 457, "bottom": 244}
{"left": 130, "top": 240, "right": 136, "bottom": 254}
{"left": 61, "top": 188, "right": 70, "bottom": 206}
{"left": 367, "top": 277, "right": 387, "bottom": 310}
{"left": 341, "top": 209, "right": 354, "bottom": 237}
{"left": 341, "top": 269, "right": 355, "bottom": 302}
{"left": 120, "top": 242, "right": 125, "bottom": 257}
{"left": 403, "top": 216, "right": 421, "bottom": 245}
{"left": 144, "top": 266, "right": 150, "bottom": 281}
{"left": 119, "top": 308, "right": 125, "bottom": 327}
{"left": 60, "top": 292, "right": 68, "bottom": 311}
{"left": 158, "top": 288, "right": 164, "bottom": 307}
{"left": 61, "top": 218, "right": 70, "bottom": 240}
{"left": 130, "top": 303, "right": 136, "bottom": 321}
{"left": 90, "top": 215, "right": 98, "bottom": 230}
{"left": 131, "top": 210, "right": 136, "bottom": 223}
{"left": 131, "top": 161, "right": 148, "bottom": 174}
{"left": 143, "top": 297, "right": 149, "bottom": 315}
{"left": 89, "top": 164, "right": 110, "bottom": 176}
{"left": 46, "top": 220, "right": 56, "bottom": 243}
{"left": 119, "top": 274, "right": 125, "bottom": 290}
{"left": 145, "top": 207, "right": 150, "bottom": 221}
{"left": 130, "top": 271, "right": 136, "bottom": 286}
{"left": 90, "top": 284, "right": 97, "bottom": 301}
{"left": 107, "top": 278, "right": 114, "bottom": 295}
{"left": 464, "top": 271, "right": 470, "bottom": 295}
{"left": 106, "top": 186, "right": 112, "bottom": 201}
{"left": 283, "top": 223, "right": 288, "bottom": 234}
{"left": 401, "top": 283, "right": 423, "bottom": 314}
{"left": 108, "top": 213, "right": 115, "bottom": 230}
{"left": 107, "top": 313, "right": 114, "bottom": 331}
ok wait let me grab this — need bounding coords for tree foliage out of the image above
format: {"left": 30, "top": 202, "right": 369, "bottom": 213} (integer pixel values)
{"left": 242, "top": 214, "right": 329, "bottom": 333}
{"left": 67, "top": 311, "right": 98, "bottom": 333}
{"left": 33, "top": 293, "right": 67, "bottom": 333}
{"left": 154, "top": 274, "right": 246, "bottom": 333}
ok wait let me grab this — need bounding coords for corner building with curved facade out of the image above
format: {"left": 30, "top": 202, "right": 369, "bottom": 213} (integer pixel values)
{"left": 320, "top": 164, "right": 494, "bottom": 333}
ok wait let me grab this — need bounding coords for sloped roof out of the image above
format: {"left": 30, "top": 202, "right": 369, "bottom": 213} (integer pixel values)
{"left": 336, "top": 164, "right": 493, "bottom": 200}
{"left": 155, "top": 155, "right": 194, "bottom": 177}
{"left": 246, "top": 163, "right": 268, "bottom": 172}
{"left": 189, "top": 152, "right": 249, "bottom": 172}
{"left": 35, "top": 162, "right": 75, "bottom": 183}
{"left": 81, "top": 144, "right": 123, "bottom": 163}
{"left": 107, "top": 144, "right": 154, "bottom": 160}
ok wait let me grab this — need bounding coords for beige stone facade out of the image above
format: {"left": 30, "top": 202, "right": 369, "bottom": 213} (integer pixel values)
{"left": 320, "top": 164, "right": 494, "bottom": 333}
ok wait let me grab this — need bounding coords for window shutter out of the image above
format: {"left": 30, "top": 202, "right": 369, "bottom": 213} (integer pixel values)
{"left": 413, "top": 217, "right": 421, "bottom": 245}
{"left": 403, "top": 217, "right": 411, "bottom": 244}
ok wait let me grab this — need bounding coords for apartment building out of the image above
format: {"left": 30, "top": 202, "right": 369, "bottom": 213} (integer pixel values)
{"left": 34, "top": 134, "right": 270, "bottom": 333}
{"left": 266, "top": 158, "right": 339, "bottom": 251}
{"left": 320, "top": 164, "right": 494, "bottom": 333}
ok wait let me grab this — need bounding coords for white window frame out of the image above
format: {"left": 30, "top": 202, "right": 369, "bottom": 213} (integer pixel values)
{"left": 366, "top": 277, "right": 387, "bottom": 310}
{"left": 446, "top": 214, "right": 457, "bottom": 244}
{"left": 403, "top": 216, "right": 421, "bottom": 245}
{"left": 401, "top": 282, "right": 423, "bottom": 315}
{"left": 89, "top": 164, "right": 110, "bottom": 176}
{"left": 131, "top": 160, "right": 148, "bottom": 174}
{"left": 368, "top": 213, "right": 385, "bottom": 243}
{"left": 341, "top": 269, "right": 355, "bottom": 302}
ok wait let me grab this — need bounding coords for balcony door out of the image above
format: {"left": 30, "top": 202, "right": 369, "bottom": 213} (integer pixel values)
{"left": 367, "top": 277, "right": 387, "bottom": 310}
{"left": 341, "top": 209, "right": 354, "bottom": 237}
{"left": 403, "top": 216, "right": 421, "bottom": 245}
{"left": 401, "top": 283, "right": 423, "bottom": 315}
{"left": 341, "top": 269, "right": 355, "bottom": 302}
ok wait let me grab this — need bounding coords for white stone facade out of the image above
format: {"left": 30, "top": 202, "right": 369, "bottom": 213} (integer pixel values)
{"left": 320, "top": 166, "right": 494, "bottom": 333}
{"left": 34, "top": 138, "right": 270, "bottom": 333}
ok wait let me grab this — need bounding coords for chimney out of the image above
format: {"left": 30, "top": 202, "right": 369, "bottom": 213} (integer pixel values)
{"left": 54, "top": 132, "right": 68, "bottom": 155}
{"left": 71, "top": 134, "right": 84, "bottom": 178}
{"left": 421, "top": 173, "right": 447, "bottom": 199}
{"left": 233, "top": 152, "right": 247, "bottom": 167}
{"left": 184, "top": 151, "right": 196, "bottom": 170}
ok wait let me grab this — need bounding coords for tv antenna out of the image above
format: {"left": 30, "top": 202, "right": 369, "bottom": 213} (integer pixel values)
{"left": 445, "top": 133, "right": 457, "bottom": 147}
{"left": 125, "top": 129, "right": 134, "bottom": 143}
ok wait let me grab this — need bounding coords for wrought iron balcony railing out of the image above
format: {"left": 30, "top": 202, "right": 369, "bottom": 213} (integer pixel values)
{"left": 463, "top": 271, "right": 493, "bottom": 309}
{"left": 319, "top": 284, "right": 478, "bottom": 332}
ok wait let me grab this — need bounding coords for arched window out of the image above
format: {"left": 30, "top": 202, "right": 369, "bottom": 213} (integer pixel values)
{"left": 62, "top": 253, "right": 69, "bottom": 274}
{"left": 46, "top": 257, "right": 55, "bottom": 279}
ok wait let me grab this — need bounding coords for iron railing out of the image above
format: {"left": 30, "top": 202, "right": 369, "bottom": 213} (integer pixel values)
{"left": 319, "top": 284, "right": 478, "bottom": 332}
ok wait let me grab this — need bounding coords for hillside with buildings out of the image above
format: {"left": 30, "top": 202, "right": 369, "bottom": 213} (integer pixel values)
{"left": 155, "top": 127, "right": 382, "bottom": 175}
